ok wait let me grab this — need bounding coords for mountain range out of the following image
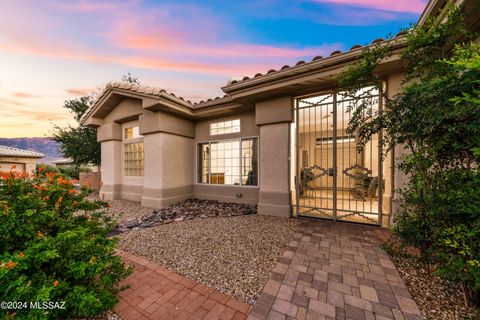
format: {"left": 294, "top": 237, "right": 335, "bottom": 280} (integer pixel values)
{"left": 0, "top": 137, "right": 62, "bottom": 163}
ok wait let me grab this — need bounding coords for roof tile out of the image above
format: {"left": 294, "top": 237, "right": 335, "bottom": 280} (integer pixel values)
{"left": 0, "top": 145, "right": 44, "bottom": 158}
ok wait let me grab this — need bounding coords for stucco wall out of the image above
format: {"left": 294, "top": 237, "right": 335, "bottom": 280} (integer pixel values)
{"left": 142, "top": 132, "right": 194, "bottom": 207}
{"left": 195, "top": 111, "right": 259, "bottom": 141}
{"left": 256, "top": 96, "right": 293, "bottom": 217}
{"left": 0, "top": 157, "right": 39, "bottom": 173}
{"left": 388, "top": 71, "right": 408, "bottom": 224}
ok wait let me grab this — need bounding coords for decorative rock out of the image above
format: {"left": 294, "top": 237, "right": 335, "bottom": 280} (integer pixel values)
{"left": 111, "top": 198, "right": 258, "bottom": 234}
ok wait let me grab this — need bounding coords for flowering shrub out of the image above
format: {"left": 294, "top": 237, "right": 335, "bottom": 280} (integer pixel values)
{"left": 0, "top": 167, "right": 131, "bottom": 319}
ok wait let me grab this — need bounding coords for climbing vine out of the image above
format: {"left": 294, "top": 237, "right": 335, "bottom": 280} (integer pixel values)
{"left": 338, "top": 1, "right": 480, "bottom": 304}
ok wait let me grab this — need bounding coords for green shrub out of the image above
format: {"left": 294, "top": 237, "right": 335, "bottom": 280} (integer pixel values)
{"left": 436, "top": 223, "right": 480, "bottom": 304}
{"left": 0, "top": 168, "right": 131, "bottom": 319}
{"left": 35, "top": 164, "right": 59, "bottom": 175}
{"left": 338, "top": 3, "right": 480, "bottom": 305}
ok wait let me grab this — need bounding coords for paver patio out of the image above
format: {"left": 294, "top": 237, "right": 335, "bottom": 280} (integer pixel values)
{"left": 114, "top": 250, "right": 252, "bottom": 320}
{"left": 248, "top": 219, "right": 423, "bottom": 320}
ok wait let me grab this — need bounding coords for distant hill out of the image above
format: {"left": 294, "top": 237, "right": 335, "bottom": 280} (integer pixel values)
{"left": 0, "top": 137, "right": 62, "bottom": 164}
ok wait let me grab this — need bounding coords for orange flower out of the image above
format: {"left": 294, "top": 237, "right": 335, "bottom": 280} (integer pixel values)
{"left": 10, "top": 165, "right": 16, "bottom": 170}
{"left": 37, "top": 231, "right": 45, "bottom": 239}
{"left": 108, "top": 203, "right": 112, "bottom": 208}
{"left": 5, "top": 261, "right": 15, "bottom": 269}
{"left": 69, "top": 189, "right": 77, "bottom": 195}
{"left": 55, "top": 197, "right": 63, "bottom": 208}
{"left": 44, "top": 196, "right": 50, "bottom": 201}
{"left": 33, "top": 184, "right": 43, "bottom": 191}
{"left": 19, "top": 252, "right": 24, "bottom": 258}
{"left": 53, "top": 280, "right": 59, "bottom": 287}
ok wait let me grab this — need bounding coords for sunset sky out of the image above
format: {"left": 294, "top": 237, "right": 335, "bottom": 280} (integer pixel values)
{"left": 0, "top": 0, "right": 427, "bottom": 138}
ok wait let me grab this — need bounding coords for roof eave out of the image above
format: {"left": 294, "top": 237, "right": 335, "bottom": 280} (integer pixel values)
{"left": 222, "top": 38, "right": 407, "bottom": 97}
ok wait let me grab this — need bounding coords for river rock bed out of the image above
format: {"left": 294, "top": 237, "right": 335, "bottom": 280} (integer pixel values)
{"left": 113, "top": 198, "right": 257, "bottom": 234}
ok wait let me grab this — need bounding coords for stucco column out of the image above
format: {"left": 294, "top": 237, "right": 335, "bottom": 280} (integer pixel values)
{"left": 97, "top": 123, "right": 122, "bottom": 200}
{"left": 388, "top": 72, "right": 408, "bottom": 224}
{"left": 256, "top": 96, "right": 293, "bottom": 217}
{"left": 139, "top": 111, "right": 195, "bottom": 207}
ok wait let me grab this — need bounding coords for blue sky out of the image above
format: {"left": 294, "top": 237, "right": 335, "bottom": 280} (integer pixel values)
{"left": 0, "top": 0, "right": 427, "bottom": 137}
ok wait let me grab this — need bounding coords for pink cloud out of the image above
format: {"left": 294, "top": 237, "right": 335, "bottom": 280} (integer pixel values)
{"left": 65, "top": 87, "right": 97, "bottom": 97}
{"left": 0, "top": 1, "right": 342, "bottom": 79}
{"left": 311, "top": 0, "right": 427, "bottom": 13}
{"left": 13, "top": 92, "right": 41, "bottom": 98}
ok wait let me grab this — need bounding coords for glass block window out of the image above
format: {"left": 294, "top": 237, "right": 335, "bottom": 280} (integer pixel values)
{"left": 197, "top": 138, "right": 257, "bottom": 186}
{"left": 124, "top": 126, "right": 141, "bottom": 140}
{"left": 209, "top": 119, "right": 240, "bottom": 136}
{"left": 124, "top": 142, "right": 144, "bottom": 176}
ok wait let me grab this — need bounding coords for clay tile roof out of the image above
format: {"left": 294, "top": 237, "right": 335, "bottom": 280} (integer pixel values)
{"left": 223, "top": 32, "right": 410, "bottom": 89}
{"left": 0, "top": 145, "right": 44, "bottom": 158}
{"left": 371, "top": 38, "right": 384, "bottom": 44}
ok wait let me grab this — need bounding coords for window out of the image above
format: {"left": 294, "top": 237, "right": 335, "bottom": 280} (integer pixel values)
{"left": 210, "top": 119, "right": 240, "bottom": 136}
{"left": 124, "top": 126, "right": 141, "bottom": 140}
{"left": 125, "top": 142, "right": 144, "bottom": 176}
{"left": 197, "top": 138, "right": 257, "bottom": 186}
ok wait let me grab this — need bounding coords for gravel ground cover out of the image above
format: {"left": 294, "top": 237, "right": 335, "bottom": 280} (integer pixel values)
{"left": 386, "top": 248, "right": 480, "bottom": 319}
{"left": 117, "top": 215, "right": 299, "bottom": 304}
{"left": 105, "top": 199, "right": 153, "bottom": 222}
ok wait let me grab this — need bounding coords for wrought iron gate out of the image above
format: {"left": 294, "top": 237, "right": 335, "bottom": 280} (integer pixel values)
{"left": 293, "top": 87, "right": 384, "bottom": 225}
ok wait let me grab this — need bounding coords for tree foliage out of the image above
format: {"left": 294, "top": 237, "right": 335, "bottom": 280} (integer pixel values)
{"left": 52, "top": 73, "right": 140, "bottom": 166}
{"left": 52, "top": 96, "right": 100, "bottom": 166}
{"left": 338, "top": 1, "right": 480, "bottom": 304}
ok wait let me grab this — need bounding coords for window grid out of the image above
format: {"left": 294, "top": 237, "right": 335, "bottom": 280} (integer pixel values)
{"left": 210, "top": 119, "right": 240, "bottom": 136}
{"left": 125, "top": 142, "right": 144, "bottom": 176}
{"left": 197, "top": 137, "right": 257, "bottom": 186}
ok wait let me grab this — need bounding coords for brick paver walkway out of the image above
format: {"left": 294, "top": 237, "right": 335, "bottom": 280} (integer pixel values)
{"left": 248, "top": 219, "right": 423, "bottom": 320}
{"left": 115, "top": 250, "right": 252, "bottom": 320}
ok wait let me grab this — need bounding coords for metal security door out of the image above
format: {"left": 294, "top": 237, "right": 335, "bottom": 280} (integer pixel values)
{"left": 293, "top": 87, "right": 383, "bottom": 225}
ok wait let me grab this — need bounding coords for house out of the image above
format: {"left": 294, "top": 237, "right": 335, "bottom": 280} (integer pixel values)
{"left": 0, "top": 145, "right": 44, "bottom": 173}
{"left": 51, "top": 158, "right": 76, "bottom": 168}
{"left": 51, "top": 158, "right": 100, "bottom": 172}
{"left": 81, "top": 0, "right": 479, "bottom": 227}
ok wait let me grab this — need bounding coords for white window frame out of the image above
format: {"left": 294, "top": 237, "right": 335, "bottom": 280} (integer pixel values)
{"left": 209, "top": 119, "right": 241, "bottom": 136}
{"left": 196, "top": 136, "right": 259, "bottom": 187}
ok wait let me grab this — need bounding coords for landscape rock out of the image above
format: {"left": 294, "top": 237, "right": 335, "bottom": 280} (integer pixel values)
{"left": 113, "top": 199, "right": 257, "bottom": 234}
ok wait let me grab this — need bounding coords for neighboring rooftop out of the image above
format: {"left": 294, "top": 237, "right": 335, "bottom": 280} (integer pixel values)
{"left": 51, "top": 158, "right": 74, "bottom": 164}
{"left": 0, "top": 145, "right": 44, "bottom": 158}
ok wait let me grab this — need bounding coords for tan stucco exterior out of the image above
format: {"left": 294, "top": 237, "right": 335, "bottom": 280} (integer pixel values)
{"left": 80, "top": 0, "right": 476, "bottom": 227}
{"left": 82, "top": 63, "right": 418, "bottom": 227}
{"left": 0, "top": 146, "right": 44, "bottom": 173}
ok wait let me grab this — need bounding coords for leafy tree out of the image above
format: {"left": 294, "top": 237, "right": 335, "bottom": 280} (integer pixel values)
{"left": 52, "top": 96, "right": 100, "bottom": 166}
{"left": 338, "top": 2, "right": 480, "bottom": 304}
{"left": 53, "top": 73, "right": 140, "bottom": 166}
